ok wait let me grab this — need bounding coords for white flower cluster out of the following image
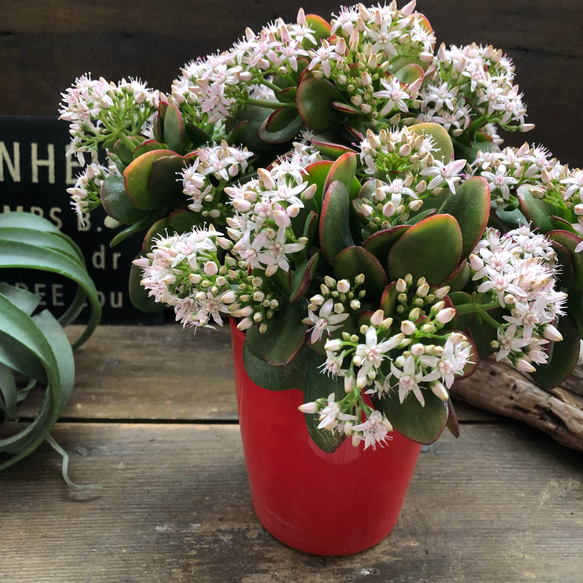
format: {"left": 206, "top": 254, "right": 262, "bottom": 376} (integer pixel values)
{"left": 225, "top": 160, "right": 315, "bottom": 277}
{"left": 134, "top": 227, "right": 237, "bottom": 329}
{"left": 470, "top": 226, "right": 568, "bottom": 370}
{"left": 418, "top": 42, "right": 532, "bottom": 136}
{"left": 66, "top": 162, "right": 110, "bottom": 218}
{"left": 310, "top": 1, "right": 433, "bottom": 119}
{"left": 356, "top": 126, "right": 466, "bottom": 229}
{"left": 60, "top": 75, "right": 159, "bottom": 162}
{"left": 181, "top": 141, "right": 254, "bottom": 217}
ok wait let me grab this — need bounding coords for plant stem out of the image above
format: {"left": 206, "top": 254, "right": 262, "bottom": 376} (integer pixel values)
{"left": 455, "top": 300, "right": 499, "bottom": 315}
{"left": 246, "top": 98, "right": 295, "bottom": 110}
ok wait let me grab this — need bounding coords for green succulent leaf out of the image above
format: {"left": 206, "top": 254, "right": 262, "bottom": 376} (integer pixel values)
{"left": 373, "top": 389, "right": 449, "bottom": 444}
{"left": 363, "top": 225, "right": 409, "bottom": 268}
{"left": 296, "top": 77, "right": 345, "bottom": 132}
{"left": 244, "top": 301, "right": 307, "bottom": 366}
{"left": 133, "top": 139, "right": 168, "bottom": 158}
{"left": 258, "top": 108, "right": 304, "bottom": 144}
{"left": 393, "top": 63, "right": 425, "bottom": 85}
{"left": 333, "top": 246, "right": 388, "bottom": 300}
{"left": 530, "top": 314, "right": 580, "bottom": 390}
{"left": 323, "top": 151, "right": 357, "bottom": 195}
{"left": 129, "top": 255, "right": 165, "bottom": 313}
{"left": 290, "top": 253, "right": 319, "bottom": 303}
{"left": 185, "top": 123, "right": 211, "bottom": 149}
{"left": 410, "top": 122, "right": 454, "bottom": 163}
{"left": 100, "top": 175, "right": 150, "bottom": 225}
{"left": 163, "top": 103, "right": 185, "bottom": 153}
{"left": 441, "top": 177, "right": 490, "bottom": 259}
{"left": 302, "top": 14, "right": 332, "bottom": 50}
{"left": 547, "top": 229, "right": 583, "bottom": 290}
{"left": 387, "top": 214, "right": 463, "bottom": 285}
{"left": 517, "top": 185, "right": 556, "bottom": 233}
{"left": 319, "top": 180, "right": 355, "bottom": 261}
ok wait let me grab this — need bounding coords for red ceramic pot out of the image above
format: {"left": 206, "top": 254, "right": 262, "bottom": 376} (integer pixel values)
{"left": 231, "top": 321, "right": 422, "bottom": 556}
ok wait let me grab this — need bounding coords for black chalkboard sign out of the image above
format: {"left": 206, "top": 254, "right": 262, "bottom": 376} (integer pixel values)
{"left": 0, "top": 115, "right": 163, "bottom": 324}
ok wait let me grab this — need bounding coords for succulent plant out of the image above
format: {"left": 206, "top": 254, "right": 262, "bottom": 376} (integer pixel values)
{"left": 59, "top": 2, "right": 581, "bottom": 452}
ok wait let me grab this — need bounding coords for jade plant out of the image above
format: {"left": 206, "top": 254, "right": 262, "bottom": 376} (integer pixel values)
{"left": 0, "top": 212, "right": 101, "bottom": 480}
{"left": 58, "top": 2, "right": 580, "bottom": 451}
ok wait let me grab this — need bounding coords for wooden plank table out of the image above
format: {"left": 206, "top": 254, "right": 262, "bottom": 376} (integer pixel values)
{"left": 1, "top": 325, "right": 582, "bottom": 582}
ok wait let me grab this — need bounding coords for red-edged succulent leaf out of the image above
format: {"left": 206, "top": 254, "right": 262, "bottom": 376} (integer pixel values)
{"left": 530, "top": 314, "right": 580, "bottom": 390}
{"left": 142, "top": 217, "right": 172, "bottom": 253}
{"left": 310, "top": 136, "right": 356, "bottom": 159}
{"left": 323, "top": 152, "right": 357, "bottom": 194}
{"left": 114, "top": 136, "right": 143, "bottom": 166}
{"left": 393, "top": 63, "right": 424, "bottom": 85}
{"left": 148, "top": 155, "right": 187, "bottom": 205}
{"left": 441, "top": 176, "right": 490, "bottom": 259}
{"left": 550, "top": 240, "right": 576, "bottom": 288}
{"left": 303, "top": 14, "right": 332, "bottom": 49}
{"left": 319, "top": 180, "right": 354, "bottom": 261}
{"left": 277, "top": 87, "right": 297, "bottom": 103}
{"left": 304, "top": 160, "right": 332, "bottom": 208}
{"left": 547, "top": 229, "right": 583, "bottom": 289}
{"left": 387, "top": 214, "right": 463, "bottom": 285}
{"left": 517, "top": 185, "right": 556, "bottom": 233}
{"left": 410, "top": 122, "right": 454, "bottom": 163}
{"left": 445, "top": 399, "right": 460, "bottom": 438}
{"left": 363, "top": 225, "right": 409, "bottom": 268}
{"left": 296, "top": 77, "right": 345, "bottom": 132}
{"left": 290, "top": 253, "right": 319, "bottom": 302}
{"left": 258, "top": 107, "right": 304, "bottom": 144}
{"left": 380, "top": 281, "right": 398, "bottom": 317}
{"left": 100, "top": 175, "right": 150, "bottom": 225}
{"left": 124, "top": 149, "right": 182, "bottom": 211}
{"left": 445, "top": 261, "right": 471, "bottom": 292}
{"left": 333, "top": 246, "right": 388, "bottom": 299}
{"left": 154, "top": 100, "right": 168, "bottom": 142}
{"left": 373, "top": 389, "right": 449, "bottom": 444}
{"left": 133, "top": 139, "right": 168, "bottom": 158}
{"left": 549, "top": 215, "right": 578, "bottom": 234}
{"left": 163, "top": 103, "right": 184, "bottom": 152}
{"left": 331, "top": 101, "right": 361, "bottom": 115}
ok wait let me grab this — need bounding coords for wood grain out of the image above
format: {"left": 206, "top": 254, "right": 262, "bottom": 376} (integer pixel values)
{"left": 1, "top": 0, "right": 582, "bottom": 164}
{"left": 0, "top": 422, "right": 581, "bottom": 583}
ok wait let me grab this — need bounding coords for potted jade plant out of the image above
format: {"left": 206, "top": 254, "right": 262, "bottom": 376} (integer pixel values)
{"left": 0, "top": 212, "right": 101, "bottom": 484}
{"left": 59, "top": 1, "right": 581, "bottom": 554}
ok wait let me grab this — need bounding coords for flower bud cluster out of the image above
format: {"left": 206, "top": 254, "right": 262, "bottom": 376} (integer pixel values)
{"left": 181, "top": 141, "right": 254, "bottom": 218}
{"left": 417, "top": 42, "right": 532, "bottom": 137}
{"left": 356, "top": 126, "right": 466, "bottom": 229}
{"left": 302, "top": 275, "right": 367, "bottom": 344}
{"left": 394, "top": 274, "right": 451, "bottom": 323}
{"left": 299, "top": 392, "right": 394, "bottom": 451}
{"left": 66, "top": 162, "right": 111, "bottom": 219}
{"left": 60, "top": 74, "right": 159, "bottom": 164}
{"left": 470, "top": 226, "right": 568, "bottom": 370}
{"left": 133, "top": 226, "right": 278, "bottom": 330}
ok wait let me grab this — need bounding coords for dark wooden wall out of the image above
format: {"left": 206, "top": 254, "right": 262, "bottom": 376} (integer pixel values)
{"left": 2, "top": 0, "right": 582, "bottom": 165}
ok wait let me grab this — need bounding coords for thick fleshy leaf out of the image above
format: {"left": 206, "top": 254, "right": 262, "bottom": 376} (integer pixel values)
{"left": 258, "top": 108, "right": 304, "bottom": 144}
{"left": 530, "top": 314, "right": 580, "bottom": 390}
{"left": 363, "top": 225, "right": 409, "bottom": 268}
{"left": 124, "top": 149, "right": 181, "bottom": 211}
{"left": 244, "top": 301, "right": 307, "bottom": 366}
{"left": 310, "top": 136, "right": 356, "bottom": 159}
{"left": 277, "top": 87, "right": 297, "bottom": 103}
{"left": 113, "top": 136, "right": 142, "bottom": 166}
{"left": 453, "top": 132, "right": 496, "bottom": 164}
{"left": 441, "top": 177, "right": 490, "bottom": 259}
{"left": 445, "top": 399, "right": 460, "bottom": 438}
{"left": 373, "top": 389, "right": 449, "bottom": 444}
{"left": 148, "top": 155, "right": 187, "bottom": 205}
{"left": 304, "top": 160, "right": 332, "bottom": 207}
{"left": 128, "top": 255, "right": 165, "bottom": 313}
{"left": 490, "top": 205, "right": 527, "bottom": 232}
{"left": 243, "top": 340, "right": 309, "bottom": 391}
{"left": 304, "top": 349, "right": 346, "bottom": 453}
{"left": 296, "top": 77, "right": 345, "bottom": 132}
{"left": 100, "top": 175, "right": 150, "bottom": 225}
{"left": 323, "top": 152, "right": 357, "bottom": 195}
{"left": 410, "top": 123, "right": 454, "bottom": 163}
{"left": 163, "top": 103, "right": 185, "bottom": 152}
{"left": 333, "top": 246, "right": 388, "bottom": 299}
{"left": 393, "top": 63, "right": 424, "bottom": 85}
{"left": 225, "top": 105, "right": 280, "bottom": 154}
{"left": 133, "top": 139, "right": 167, "bottom": 158}
{"left": 319, "top": 180, "right": 354, "bottom": 261}
{"left": 387, "top": 214, "right": 463, "bottom": 284}
{"left": 303, "top": 14, "right": 332, "bottom": 49}
{"left": 141, "top": 217, "right": 172, "bottom": 253}
{"left": 0, "top": 227, "right": 81, "bottom": 263}
{"left": 550, "top": 240, "right": 576, "bottom": 288}
{"left": 0, "top": 282, "right": 40, "bottom": 316}
{"left": 445, "top": 261, "right": 471, "bottom": 292}
{"left": 547, "top": 230, "right": 583, "bottom": 290}
{"left": 168, "top": 209, "right": 205, "bottom": 233}
{"left": 517, "top": 185, "right": 556, "bottom": 233}
{"left": 185, "top": 123, "right": 211, "bottom": 149}
{"left": 109, "top": 213, "right": 153, "bottom": 248}
{"left": 290, "top": 253, "right": 319, "bottom": 303}
{"left": 380, "top": 282, "right": 398, "bottom": 317}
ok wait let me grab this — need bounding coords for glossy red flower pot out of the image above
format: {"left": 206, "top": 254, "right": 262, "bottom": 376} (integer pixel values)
{"left": 231, "top": 321, "right": 422, "bottom": 556}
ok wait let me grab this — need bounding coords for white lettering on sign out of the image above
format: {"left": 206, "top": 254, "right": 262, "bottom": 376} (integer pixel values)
{"left": 0, "top": 141, "right": 21, "bottom": 182}
{"left": 31, "top": 142, "right": 55, "bottom": 184}
{"left": 92, "top": 244, "right": 122, "bottom": 270}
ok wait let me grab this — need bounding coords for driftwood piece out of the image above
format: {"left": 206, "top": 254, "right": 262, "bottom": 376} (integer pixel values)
{"left": 452, "top": 346, "right": 583, "bottom": 452}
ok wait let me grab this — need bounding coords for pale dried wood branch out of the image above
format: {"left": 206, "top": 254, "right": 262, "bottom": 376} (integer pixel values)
{"left": 451, "top": 344, "right": 583, "bottom": 452}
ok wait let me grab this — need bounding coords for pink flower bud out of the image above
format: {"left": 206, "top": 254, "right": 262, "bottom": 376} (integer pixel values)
{"left": 370, "top": 309, "right": 385, "bottom": 327}
{"left": 431, "top": 382, "right": 449, "bottom": 402}
{"left": 401, "top": 320, "right": 416, "bottom": 335}
{"left": 298, "top": 402, "right": 318, "bottom": 414}
{"left": 436, "top": 307, "right": 456, "bottom": 325}
{"left": 204, "top": 261, "right": 218, "bottom": 276}
{"left": 515, "top": 359, "right": 536, "bottom": 373}
{"left": 543, "top": 324, "right": 563, "bottom": 342}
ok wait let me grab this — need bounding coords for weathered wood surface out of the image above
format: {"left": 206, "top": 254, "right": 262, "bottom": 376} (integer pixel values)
{"left": 15, "top": 324, "right": 497, "bottom": 423}
{"left": 453, "top": 349, "right": 583, "bottom": 453}
{"left": 0, "top": 422, "right": 581, "bottom": 583}
{"left": 0, "top": 0, "right": 582, "bottom": 164}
